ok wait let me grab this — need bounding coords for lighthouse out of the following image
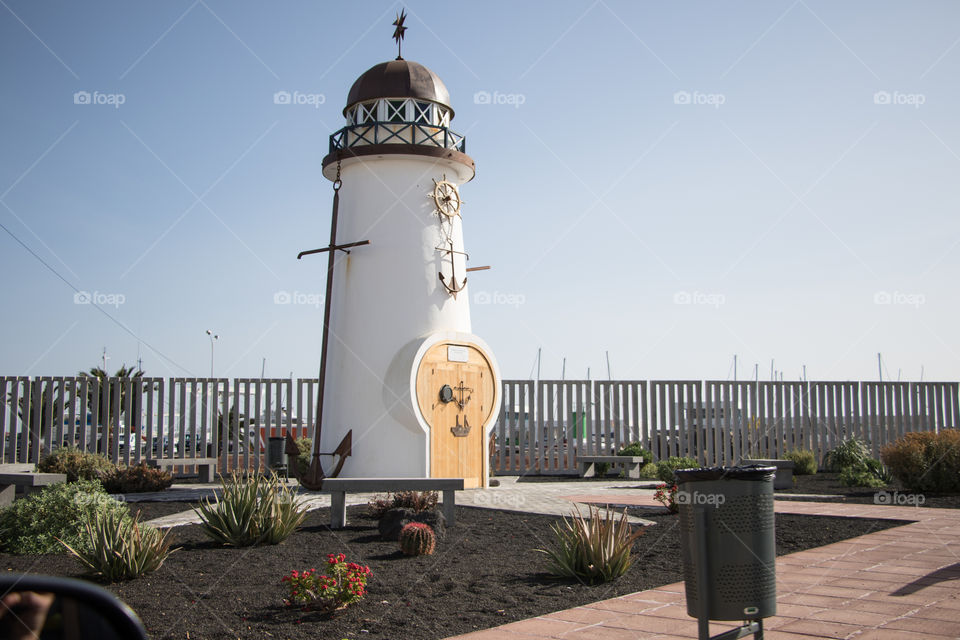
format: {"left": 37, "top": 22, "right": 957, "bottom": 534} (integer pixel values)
{"left": 307, "top": 22, "right": 500, "bottom": 488}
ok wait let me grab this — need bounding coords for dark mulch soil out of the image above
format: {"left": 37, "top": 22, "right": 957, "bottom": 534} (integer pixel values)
{"left": 782, "top": 472, "right": 960, "bottom": 509}
{"left": 1, "top": 504, "right": 909, "bottom": 640}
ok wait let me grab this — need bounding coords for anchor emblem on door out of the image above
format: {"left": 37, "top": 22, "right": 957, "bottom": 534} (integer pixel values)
{"left": 439, "top": 380, "right": 473, "bottom": 437}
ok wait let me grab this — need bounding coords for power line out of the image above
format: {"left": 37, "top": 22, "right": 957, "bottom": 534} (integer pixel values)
{"left": 0, "top": 218, "right": 193, "bottom": 375}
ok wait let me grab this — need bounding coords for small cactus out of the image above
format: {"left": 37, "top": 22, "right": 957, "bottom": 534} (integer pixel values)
{"left": 398, "top": 522, "right": 435, "bottom": 556}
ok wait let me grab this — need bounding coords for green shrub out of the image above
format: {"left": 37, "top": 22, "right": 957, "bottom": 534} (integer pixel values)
{"left": 824, "top": 437, "right": 891, "bottom": 485}
{"left": 840, "top": 466, "right": 887, "bottom": 488}
{"left": 60, "top": 510, "right": 175, "bottom": 581}
{"left": 638, "top": 462, "right": 658, "bottom": 480}
{"left": 196, "top": 472, "right": 307, "bottom": 547}
{"left": 881, "top": 430, "right": 960, "bottom": 493}
{"left": 784, "top": 449, "right": 817, "bottom": 475}
{"left": 398, "top": 522, "right": 436, "bottom": 556}
{"left": 0, "top": 480, "right": 129, "bottom": 554}
{"left": 823, "top": 438, "right": 872, "bottom": 472}
{"left": 538, "top": 505, "right": 644, "bottom": 584}
{"left": 368, "top": 491, "right": 439, "bottom": 519}
{"left": 37, "top": 447, "right": 115, "bottom": 482}
{"left": 100, "top": 463, "right": 173, "bottom": 493}
{"left": 594, "top": 462, "right": 611, "bottom": 476}
{"left": 656, "top": 456, "right": 699, "bottom": 483}
{"left": 617, "top": 442, "right": 653, "bottom": 461}
{"left": 294, "top": 437, "right": 312, "bottom": 477}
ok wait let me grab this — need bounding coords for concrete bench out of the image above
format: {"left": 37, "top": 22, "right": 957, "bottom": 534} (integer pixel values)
{"left": 744, "top": 459, "right": 795, "bottom": 490}
{"left": 0, "top": 468, "right": 67, "bottom": 506}
{"left": 578, "top": 455, "right": 645, "bottom": 479}
{"left": 145, "top": 457, "right": 218, "bottom": 483}
{"left": 321, "top": 478, "right": 465, "bottom": 529}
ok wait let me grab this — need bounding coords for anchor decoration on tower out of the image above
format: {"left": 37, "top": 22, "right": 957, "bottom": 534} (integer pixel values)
{"left": 437, "top": 241, "right": 469, "bottom": 299}
{"left": 431, "top": 174, "right": 486, "bottom": 299}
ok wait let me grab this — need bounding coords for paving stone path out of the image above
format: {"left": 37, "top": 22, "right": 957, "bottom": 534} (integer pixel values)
{"left": 139, "top": 476, "right": 657, "bottom": 528}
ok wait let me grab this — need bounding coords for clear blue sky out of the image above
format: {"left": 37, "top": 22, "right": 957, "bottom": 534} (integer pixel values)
{"left": 1, "top": 1, "right": 958, "bottom": 382}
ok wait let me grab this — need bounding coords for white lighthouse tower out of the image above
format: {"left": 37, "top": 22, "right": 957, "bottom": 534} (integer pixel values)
{"left": 309, "top": 30, "right": 500, "bottom": 488}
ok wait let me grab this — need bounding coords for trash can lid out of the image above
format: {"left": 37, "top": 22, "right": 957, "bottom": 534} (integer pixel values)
{"left": 674, "top": 465, "right": 777, "bottom": 482}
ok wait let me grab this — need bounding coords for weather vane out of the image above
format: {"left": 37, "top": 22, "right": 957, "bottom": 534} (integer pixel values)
{"left": 392, "top": 9, "right": 407, "bottom": 59}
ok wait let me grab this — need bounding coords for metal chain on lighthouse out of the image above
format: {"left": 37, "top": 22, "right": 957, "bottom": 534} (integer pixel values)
{"left": 289, "top": 157, "right": 368, "bottom": 490}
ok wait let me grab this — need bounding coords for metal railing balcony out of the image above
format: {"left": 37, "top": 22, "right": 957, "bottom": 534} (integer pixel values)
{"left": 329, "top": 121, "right": 466, "bottom": 154}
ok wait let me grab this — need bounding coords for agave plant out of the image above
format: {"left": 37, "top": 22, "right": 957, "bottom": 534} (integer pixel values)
{"left": 60, "top": 510, "right": 175, "bottom": 582}
{"left": 823, "top": 437, "right": 872, "bottom": 472}
{"left": 538, "top": 504, "right": 645, "bottom": 584}
{"left": 195, "top": 472, "right": 306, "bottom": 547}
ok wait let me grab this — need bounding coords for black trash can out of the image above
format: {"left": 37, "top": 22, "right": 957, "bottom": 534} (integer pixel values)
{"left": 266, "top": 436, "right": 288, "bottom": 476}
{"left": 676, "top": 465, "right": 777, "bottom": 623}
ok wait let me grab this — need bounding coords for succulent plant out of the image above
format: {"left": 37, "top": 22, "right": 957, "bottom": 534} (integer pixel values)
{"left": 398, "top": 522, "right": 435, "bottom": 556}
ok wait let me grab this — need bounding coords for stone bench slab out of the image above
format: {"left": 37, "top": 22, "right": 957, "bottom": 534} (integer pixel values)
{"left": 744, "top": 459, "right": 795, "bottom": 490}
{"left": 0, "top": 464, "right": 37, "bottom": 474}
{"left": 0, "top": 472, "right": 67, "bottom": 487}
{"left": 577, "top": 456, "right": 645, "bottom": 479}
{"left": 321, "top": 477, "right": 465, "bottom": 529}
{"left": 145, "top": 458, "right": 218, "bottom": 483}
{"left": 0, "top": 472, "right": 67, "bottom": 506}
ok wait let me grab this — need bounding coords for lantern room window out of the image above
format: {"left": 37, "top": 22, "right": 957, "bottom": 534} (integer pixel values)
{"left": 413, "top": 100, "right": 433, "bottom": 124}
{"left": 353, "top": 102, "right": 377, "bottom": 124}
{"left": 349, "top": 99, "right": 453, "bottom": 126}
{"left": 385, "top": 99, "right": 406, "bottom": 123}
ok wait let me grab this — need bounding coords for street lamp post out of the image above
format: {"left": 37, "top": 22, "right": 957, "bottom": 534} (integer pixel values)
{"left": 206, "top": 330, "right": 219, "bottom": 378}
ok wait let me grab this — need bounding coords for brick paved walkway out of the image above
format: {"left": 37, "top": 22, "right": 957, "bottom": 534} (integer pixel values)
{"left": 445, "top": 498, "right": 960, "bottom": 640}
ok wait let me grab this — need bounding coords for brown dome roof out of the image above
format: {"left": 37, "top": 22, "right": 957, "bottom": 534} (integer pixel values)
{"left": 344, "top": 59, "right": 453, "bottom": 116}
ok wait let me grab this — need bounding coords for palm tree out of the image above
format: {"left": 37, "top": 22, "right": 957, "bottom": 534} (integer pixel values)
{"left": 78, "top": 365, "right": 146, "bottom": 452}
{"left": 216, "top": 405, "right": 249, "bottom": 455}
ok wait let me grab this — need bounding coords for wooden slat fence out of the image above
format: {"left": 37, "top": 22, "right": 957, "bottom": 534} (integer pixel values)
{"left": 492, "top": 379, "right": 960, "bottom": 475}
{"left": 4, "top": 376, "right": 958, "bottom": 477}
{"left": 0, "top": 376, "right": 317, "bottom": 475}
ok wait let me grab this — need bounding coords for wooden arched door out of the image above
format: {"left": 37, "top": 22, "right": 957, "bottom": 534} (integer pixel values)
{"left": 415, "top": 342, "right": 497, "bottom": 488}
